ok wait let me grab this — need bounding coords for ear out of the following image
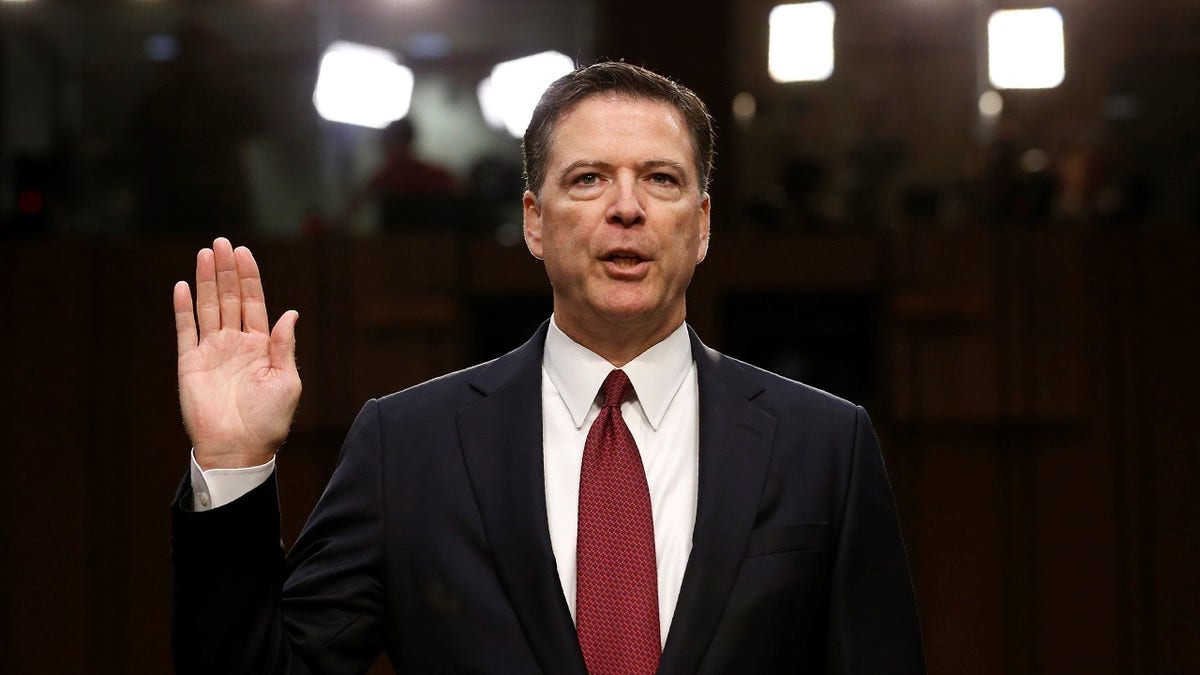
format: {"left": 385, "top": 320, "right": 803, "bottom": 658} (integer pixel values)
{"left": 696, "top": 192, "right": 711, "bottom": 263}
{"left": 522, "top": 190, "right": 544, "bottom": 260}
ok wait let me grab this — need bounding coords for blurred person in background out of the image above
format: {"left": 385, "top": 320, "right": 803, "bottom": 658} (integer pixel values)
{"left": 336, "top": 116, "right": 462, "bottom": 234}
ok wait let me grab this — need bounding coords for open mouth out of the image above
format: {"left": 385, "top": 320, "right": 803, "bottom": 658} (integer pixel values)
{"left": 604, "top": 254, "right": 646, "bottom": 267}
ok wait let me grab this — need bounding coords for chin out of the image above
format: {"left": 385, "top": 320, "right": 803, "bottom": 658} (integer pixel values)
{"left": 592, "top": 292, "right": 655, "bottom": 318}
{"left": 593, "top": 301, "right": 670, "bottom": 329}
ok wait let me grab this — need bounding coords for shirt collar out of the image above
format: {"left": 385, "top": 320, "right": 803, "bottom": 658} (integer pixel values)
{"left": 543, "top": 315, "right": 693, "bottom": 431}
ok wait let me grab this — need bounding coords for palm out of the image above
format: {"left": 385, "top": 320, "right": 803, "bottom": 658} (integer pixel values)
{"left": 174, "top": 239, "right": 301, "bottom": 469}
{"left": 180, "top": 330, "right": 295, "bottom": 452}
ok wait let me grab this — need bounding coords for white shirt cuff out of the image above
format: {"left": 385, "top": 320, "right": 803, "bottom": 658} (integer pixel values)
{"left": 189, "top": 451, "right": 276, "bottom": 512}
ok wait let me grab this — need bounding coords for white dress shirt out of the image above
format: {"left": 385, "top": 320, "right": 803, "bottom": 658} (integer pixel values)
{"left": 190, "top": 316, "right": 700, "bottom": 646}
{"left": 541, "top": 317, "right": 699, "bottom": 647}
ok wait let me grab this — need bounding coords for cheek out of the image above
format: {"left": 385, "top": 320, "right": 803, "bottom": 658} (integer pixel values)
{"left": 543, "top": 231, "right": 585, "bottom": 267}
{"left": 540, "top": 241, "right": 589, "bottom": 289}
{"left": 669, "top": 227, "right": 702, "bottom": 261}
{"left": 544, "top": 214, "right": 598, "bottom": 258}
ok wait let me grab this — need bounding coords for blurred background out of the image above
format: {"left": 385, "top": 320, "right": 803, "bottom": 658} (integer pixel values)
{"left": 1, "top": 0, "right": 1196, "bottom": 672}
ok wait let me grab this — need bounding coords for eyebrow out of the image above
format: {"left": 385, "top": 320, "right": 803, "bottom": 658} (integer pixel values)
{"left": 558, "top": 160, "right": 614, "bottom": 181}
{"left": 556, "top": 159, "right": 691, "bottom": 185}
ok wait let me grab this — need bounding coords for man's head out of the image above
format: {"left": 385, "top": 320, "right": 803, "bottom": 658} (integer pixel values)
{"left": 522, "top": 61, "right": 715, "bottom": 197}
{"left": 521, "top": 62, "right": 714, "bottom": 364}
{"left": 381, "top": 117, "right": 416, "bottom": 158}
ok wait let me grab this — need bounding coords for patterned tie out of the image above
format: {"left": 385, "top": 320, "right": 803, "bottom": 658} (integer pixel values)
{"left": 576, "top": 369, "right": 660, "bottom": 675}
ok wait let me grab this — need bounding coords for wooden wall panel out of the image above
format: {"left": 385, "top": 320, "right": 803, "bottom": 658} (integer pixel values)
{"left": 902, "top": 438, "right": 1008, "bottom": 675}
{"left": 1137, "top": 234, "right": 1200, "bottom": 674}
{"left": 1, "top": 231, "right": 1196, "bottom": 674}
{"left": 1031, "top": 436, "right": 1121, "bottom": 674}
{"left": 2, "top": 244, "right": 96, "bottom": 672}
{"left": 890, "top": 230, "right": 1000, "bottom": 425}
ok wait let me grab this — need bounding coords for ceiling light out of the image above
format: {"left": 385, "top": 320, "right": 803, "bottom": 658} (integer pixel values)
{"left": 313, "top": 41, "right": 414, "bottom": 129}
{"left": 477, "top": 51, "right": 574, "bottom": 138}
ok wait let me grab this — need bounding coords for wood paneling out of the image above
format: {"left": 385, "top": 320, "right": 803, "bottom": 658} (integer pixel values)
{"left": 1, "top": 230, "right": 1195, "bottom": 673}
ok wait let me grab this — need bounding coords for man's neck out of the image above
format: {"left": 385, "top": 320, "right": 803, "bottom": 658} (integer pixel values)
{"left": 552, "top": 312, "right": 686, "bottom": 368}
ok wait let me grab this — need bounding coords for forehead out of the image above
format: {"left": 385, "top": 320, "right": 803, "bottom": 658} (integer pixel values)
{"left": 548, "top": 94, "right": 695, "bottom": 170}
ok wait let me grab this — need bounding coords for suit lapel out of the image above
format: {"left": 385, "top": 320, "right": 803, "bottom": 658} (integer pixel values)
{"left": 659, "top": 329, "right": 777, "bottom": 674}
{"left": 456, "top": 323, "right": 587, "bottom": 674}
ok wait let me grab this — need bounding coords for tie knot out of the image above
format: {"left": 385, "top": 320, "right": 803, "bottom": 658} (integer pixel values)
{"left": 599, "top": 369, "right": 633, "bottom": 408}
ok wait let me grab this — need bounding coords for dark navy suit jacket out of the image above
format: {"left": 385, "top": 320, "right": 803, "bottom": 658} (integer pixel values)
{"left": 172, "top": 323, "right": 924, "bottom": 673}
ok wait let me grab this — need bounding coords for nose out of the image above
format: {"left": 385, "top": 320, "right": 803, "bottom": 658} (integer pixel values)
{"left": 605, "top": 175, "right": 645, "bottom": 228}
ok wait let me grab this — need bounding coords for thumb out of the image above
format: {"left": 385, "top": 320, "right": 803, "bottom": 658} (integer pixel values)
{"left": 269, "top": 310, "right": 299, "bottom": 372}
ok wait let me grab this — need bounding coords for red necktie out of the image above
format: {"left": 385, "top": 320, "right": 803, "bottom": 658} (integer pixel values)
{"left": 576, "top": 369, "right": 660, "bottom": 675}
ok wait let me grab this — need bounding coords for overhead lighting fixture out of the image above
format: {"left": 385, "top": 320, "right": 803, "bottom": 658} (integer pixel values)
{"left": 769, "top": 2, "right": 836, "bottom": 83}
{"left": 313, "top": 41, "right": 414, "bottom": 129}
{"left": 988, "top": 8, "right": 1065, "bottom": 90}
{"left": 477, "top": 51, "right": 574, "bottom": 138}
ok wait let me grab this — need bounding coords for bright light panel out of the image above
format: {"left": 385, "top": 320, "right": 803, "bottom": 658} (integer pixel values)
{"left": 988, "top": 8, "right": 1065, "bottom": 90}
{"left": 313, "top": 41, "right": 414, "bottom": 129}
{"left": 477, "top": 51, "right": 574, "bottom": 138}
{"left": 769, "top": 2, "right": 835, "bottom": 83}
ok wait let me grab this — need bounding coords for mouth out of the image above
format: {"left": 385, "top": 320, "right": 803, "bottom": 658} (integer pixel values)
{"left": 600, "top": 251, "right": 651, "bottom": 278}
{"left": 603, "top": 253, "right": 647, "bottom": 267}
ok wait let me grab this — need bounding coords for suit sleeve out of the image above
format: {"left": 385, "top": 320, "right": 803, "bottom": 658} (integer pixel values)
{"left": 172, "top": 399, "right": 388, "bottom": 675}
{"left": 827, "top": 406, "right": 925, "bottom": 674}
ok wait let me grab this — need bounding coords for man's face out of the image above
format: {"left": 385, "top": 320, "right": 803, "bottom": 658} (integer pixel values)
{"left": 523, "top": 94, "right": 710, "bottom": 343}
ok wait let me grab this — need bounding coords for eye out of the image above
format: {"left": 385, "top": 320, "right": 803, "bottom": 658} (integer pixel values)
{"left": 574, "top": 173, "right": 599, "bottom": 186}
{"left": 649, "top": 172, "right": 678, "bottom": 185}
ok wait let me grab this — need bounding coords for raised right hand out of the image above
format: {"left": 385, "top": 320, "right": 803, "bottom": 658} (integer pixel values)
{"left": 174, "top": 238, "right": 302, "bottom": 470}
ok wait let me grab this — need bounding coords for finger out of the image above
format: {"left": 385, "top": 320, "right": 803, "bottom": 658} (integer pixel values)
{"left": 173, "top": 281, "right": 198, "bottom": 356}
{"left": 235, "top": 246, "right": 269, "bottom": 334}
{"left": 195, "top": 248, "right": 219, "bottom": 338}
{"left": 269, "top": 310, "right": 300, "bottom": 373}
{"left": 213, "top": 237, "right": 240, "bottom": 331}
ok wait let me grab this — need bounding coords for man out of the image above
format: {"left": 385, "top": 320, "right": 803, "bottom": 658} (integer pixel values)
{"left": 337, "top": 117, "right": 462, "bottom": 234}
{"left": 172, "top": 62, "right": 924, "bottom": 674}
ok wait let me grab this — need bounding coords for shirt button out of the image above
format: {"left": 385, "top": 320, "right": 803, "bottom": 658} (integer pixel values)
{"left": 198, "top": 492, "right": 211, "bottom": 508}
